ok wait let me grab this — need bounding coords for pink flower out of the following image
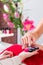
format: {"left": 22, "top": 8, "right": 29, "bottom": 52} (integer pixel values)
{"left": 22, "top": 18, "right": 35, "bottom": 31}
{"left": 3, "top": 13, "right": 14, "bottom": 28}
{"left": 7, "top": 21, "right": 14, "bottom": 28}
{"left": 14, "top": 12, "right": 19, "bottom": 18}
{"left": 3, "top": 13, "right": 8, "bottom": 21}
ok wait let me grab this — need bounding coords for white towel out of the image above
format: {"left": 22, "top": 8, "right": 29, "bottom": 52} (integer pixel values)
{"left": 0, "top": 56, "right": 26, "bottom": 65}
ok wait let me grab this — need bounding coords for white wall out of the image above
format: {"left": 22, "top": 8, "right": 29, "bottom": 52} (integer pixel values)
{"left": 22, "top": 0, "right": 43, "bottom": 25}
{"left": 18, "top": 0, "right": 43, "bottom": 44}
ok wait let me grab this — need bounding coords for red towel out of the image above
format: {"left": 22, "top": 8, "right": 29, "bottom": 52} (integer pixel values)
{"left": 4, "top": 44, "right": 43, "bottom": 65}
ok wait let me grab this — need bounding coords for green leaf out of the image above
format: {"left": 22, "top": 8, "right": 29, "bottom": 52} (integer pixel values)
{"left": 12, "top": 0, "right": 21, "bottom": 2}
{"left": 17, "top": 0, "right": 21, "bottom": 2}
{"left": 9, "top": 2, "right": 15, "bottom": 13}
{"left": 9, "top": 15, "right": 14, "bottom": 22}
{"left": 1, "top": 0, "right": 9, "bottom": 3}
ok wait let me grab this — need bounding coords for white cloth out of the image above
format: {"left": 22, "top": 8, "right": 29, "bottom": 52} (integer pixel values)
{"left": 0, "top": 56, "right": 23, "bottom": 65}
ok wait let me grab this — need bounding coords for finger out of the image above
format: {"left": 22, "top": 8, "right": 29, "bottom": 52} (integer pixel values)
{"left": 25, "top": 36, "right": 28, "bottom": 44}
{"left": 26, "top": 50, "right": 38, "bottom": 57}
{"left": 32, "top": 36, "right": 36, "bottom": 43}
{"left": 21, "top": 37, "right": 27, "bottom": 49}
{"left": 22, "top": 44, "right": 28, "bottom": 49}
{"left": 7, "top": 51, "right": 13, "bottom": 57}
{"left": 28, "top": 35, "right": 32, "bottom": 46}
{"left": 5, "top": 54, "right": 11, "bottom": 58}
{"left": 21, "top": 37, "right": 24, "bottom": 45}
{"left": 28, "top": 34, "right": 35, "bottom": 46}
{"left": 31, "top": 50, "right": 38, "bottom": 55}
{"left": 3, "top": 51, "right": 13, "bottom": 56}
{"left": 10, "top": 52, "right": 13, "bottom": 57}
{"left": 1, "top": 54, "right": 11, "bottom": 59}
{"left": 2, "top": 51, "right": 9, "bottom": 55}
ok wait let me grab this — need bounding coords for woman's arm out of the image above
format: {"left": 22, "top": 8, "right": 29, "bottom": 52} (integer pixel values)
{"left": 0, "top": 50, "right": 38, "bottom": 65}
{"left": 33, "top": 19, "right": 43, "bottom": 40}
{"left": 18, "top": 51, "right": 38, "bottom": 61}
{"left": 0, "top": 50, "right": 38, "bottom": 61}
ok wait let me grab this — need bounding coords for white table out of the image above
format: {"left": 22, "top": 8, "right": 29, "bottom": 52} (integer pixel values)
{"left": 0, "top": 33, "right": 14, "bottom": 42}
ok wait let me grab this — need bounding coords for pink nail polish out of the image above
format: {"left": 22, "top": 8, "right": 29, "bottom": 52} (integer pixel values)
{"left": 24, "top": 48, "right": 28, "bottom": 52}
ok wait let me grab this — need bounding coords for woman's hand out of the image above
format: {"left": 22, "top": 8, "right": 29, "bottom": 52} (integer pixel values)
{"left": 2, "top": 51, "right": 13, "bottom": 57}
{"left": 21, "top": 19, "right": 43, "bottom": 49}
{"left": 21, "top": 31, "right": 36, "bottom": 49}
{"left": 0, "top": 51, "right": 13, "bottom": 60}
{"left": 19, "top": 50, "right": 38, "bottom": 61}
